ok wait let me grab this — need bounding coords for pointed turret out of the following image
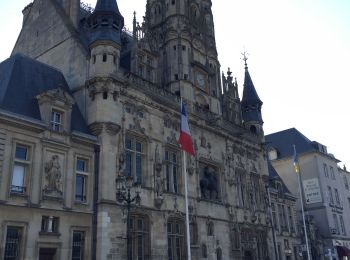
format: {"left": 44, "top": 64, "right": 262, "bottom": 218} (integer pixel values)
{"left": 88, "top": 0, "right": 124, "bottom": 46}
{"left": 241, "top": 54, "right": 264, "bottom": 136}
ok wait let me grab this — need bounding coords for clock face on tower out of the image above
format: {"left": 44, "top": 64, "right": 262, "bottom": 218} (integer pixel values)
{"left": 195, "top": 71, "right": 207, "bottom": 91}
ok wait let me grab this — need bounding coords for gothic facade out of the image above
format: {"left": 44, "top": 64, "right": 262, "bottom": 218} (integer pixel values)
{"left": 0, "top": 0, "right": 272, "bottom": 259}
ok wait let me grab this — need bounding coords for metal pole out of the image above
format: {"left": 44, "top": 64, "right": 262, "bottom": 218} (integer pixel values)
{"left": 297, "top": 170, "right": 311, "bottom": 260}
{"left": 266, "top": 185, "right": 279, "bottom": 260}
{"left": 127, "top": 188, "right": 132, "bottom": 260}
{"left": 183, "top": 151, "right": 192, "bottom": 260}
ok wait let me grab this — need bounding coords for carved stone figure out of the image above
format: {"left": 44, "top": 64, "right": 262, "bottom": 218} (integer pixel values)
{"left": 118, "top": 151, "right": 126, "bottom": 174}
{"left": 154, "top": 145, "right": 164, "bottom": 198}
{"left": 44, "top": 155, "right": 62, "bottom": 195}
{"left": 200, "top": 166, "right": 218, "bottom": 200}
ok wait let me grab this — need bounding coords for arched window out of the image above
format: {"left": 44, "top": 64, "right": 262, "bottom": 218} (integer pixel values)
{"left": 102, "top": 53, "right": 107, "bottom": 62}
{"left": 167, "top": 218, "right": 186, "bottom": 260}
{"left": 129, "top": 214, "right": 150, "bottom": 259}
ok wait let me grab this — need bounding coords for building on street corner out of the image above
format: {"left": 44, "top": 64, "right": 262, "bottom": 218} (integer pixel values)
{"left": 266, "top": 128, "right": 350, "bottom": 260}
{"left": 0, "top": 0, "right": 274, "bottom": 259}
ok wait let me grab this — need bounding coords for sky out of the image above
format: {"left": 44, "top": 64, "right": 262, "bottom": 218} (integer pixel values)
{"left": 0, "top": 0, "right": 349, "bottom": 167}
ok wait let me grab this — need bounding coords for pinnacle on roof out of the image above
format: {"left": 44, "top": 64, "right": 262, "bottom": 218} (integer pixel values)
{"left": 95, "top": 0, "right": 122, "bottom": 15}
{"left": 241, "top": 53, "right": 263, "bottom": 123}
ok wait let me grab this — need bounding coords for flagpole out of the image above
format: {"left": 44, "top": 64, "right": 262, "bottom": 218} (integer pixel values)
{"left": 294, "top": 145, "right": 311, "bottom": 260}
{"left": 183, "top": 150, "right": 192, "bottom": 260}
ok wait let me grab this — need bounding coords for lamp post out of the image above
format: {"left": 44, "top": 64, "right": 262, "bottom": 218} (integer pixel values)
{"left": 116, "top": 175, "right": 141, "bottom": 260}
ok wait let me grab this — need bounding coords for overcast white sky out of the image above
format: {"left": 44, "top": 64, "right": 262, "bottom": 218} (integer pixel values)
{"left": 0, "top": 0, "right": 349, "bottom": 167}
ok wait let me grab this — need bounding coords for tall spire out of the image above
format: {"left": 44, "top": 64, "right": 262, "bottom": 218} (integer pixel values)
{"left": 241, "top": 52, "right": 263, "bottom": 126}
{"left": 88, "top": 0, "right": 124, "bottom": 46}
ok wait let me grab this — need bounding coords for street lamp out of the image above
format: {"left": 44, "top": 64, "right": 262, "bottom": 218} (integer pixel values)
{"left": 116, "top": 175, "right": 141, "bottom": 260}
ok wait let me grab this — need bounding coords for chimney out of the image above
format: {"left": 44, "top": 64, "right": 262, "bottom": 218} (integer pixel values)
{"left": 64, "top": 0, "right": 80, "bottom": 29}
{"left": 22, "top": 3, "right": 33, "bottom": 26}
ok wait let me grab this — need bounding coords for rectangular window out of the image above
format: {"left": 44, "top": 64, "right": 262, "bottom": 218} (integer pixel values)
{"left": 130, "top": 215, "right": 150, "bottom": 259}
{"left": 288, "top": 206, "right": 295, "bottom": 233}
{"left": 167, "top": 219, "right": 185, "bottom": 260}
{"left": 75, "top": 175, "right": 86, "bottom": 202}
{"left": 11, "top": 145, "right": 30, "bottom": 194}
{"left": 41, "top": 216, "right": 59, "bottom": 233}
{"left": 335, "top": 188, "right": 341, "bottom": 205}
{"left": 324, "top": 164, "right": 329, "bottom": 178}
{"left": 339, "top": 215, "right": 346, "bottom": 235}
{"left": 330, "top": 167, "right": 335, "bottom": 180}
{"left": 72, "top": 231, "right": 85, "bottom": 260}
{"left": 328, "top": 186, "right": 334, "bottom": 204}
{"left": 4, "top": 227, "right": 22, "bottom": 260}
{"left": 165, "top": 149, "right": 180, "bottom": 194}
{"left": 75, "top": 158, "right": 88, "bottom": 202}
{"left": 344, "top": 176, "right": 349, "bottom": 190}
{"left": 333, "top": 214, "right": 339, "bottom": 234}
{"left": 271, "top": 203, "right": 279, "bottom": 231}
{"left": 51, "top": 110, "right": 62, "bottom": 131}
{"left": 125, "top": 136, "right": 144, "bottom": 184}
{"left": 278, "top": 204, "right": 287, "bottom": 231}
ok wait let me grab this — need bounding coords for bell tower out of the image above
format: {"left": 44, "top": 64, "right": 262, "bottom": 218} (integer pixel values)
{"left": 144, "top": 0, "right": 221, "bottom": 113}
{"left": 241, "top": 54, "right": 264, "bottom": 138}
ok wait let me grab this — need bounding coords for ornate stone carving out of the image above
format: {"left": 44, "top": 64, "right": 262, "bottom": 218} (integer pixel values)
{"left": 43, "top": 155, "right": 63, "bottom": 196}
{"left": 105, "top": 122, "right": 121, "bottom": 135}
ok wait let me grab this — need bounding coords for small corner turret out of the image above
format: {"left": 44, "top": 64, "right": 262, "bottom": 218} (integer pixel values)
{"left": 88, "top": 0, "right": 124, "bottom": 46}
{"left": 241, "top": 53, "right": 264, "bottom": 137}
{"left": 88, "top": 0, "right": 124, "bottom": 78}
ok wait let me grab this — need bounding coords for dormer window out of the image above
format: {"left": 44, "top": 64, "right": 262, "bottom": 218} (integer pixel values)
{"left": 36, "top": 88, "right": 75, "bottom": 134}
{"left": 51, "top": 110, "right": 62, "bottom": 131}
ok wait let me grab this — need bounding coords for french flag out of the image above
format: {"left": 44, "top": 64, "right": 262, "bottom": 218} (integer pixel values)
{"left": 178, "top": 99, "right": 195, "bottom": 156}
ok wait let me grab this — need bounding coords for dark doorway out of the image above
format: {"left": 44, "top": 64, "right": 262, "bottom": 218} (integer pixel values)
{"left": 243, "top": 250, "right": 253, "bottom": 260}
{"left": 39, "top": 248, "right": 56, "bottom": 260}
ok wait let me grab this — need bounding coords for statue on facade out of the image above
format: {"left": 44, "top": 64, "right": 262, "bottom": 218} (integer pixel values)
{"left": 154, "top": 145, "right": 164, "bottom": 198}
{"left": 154, "top": 145, "right": 164, "bottom": 209}
{"left": 44, "top": 155, "right": 62, "bottom": 195}
{"left": 200, "top": 166, "right": 218, "bottom": 200}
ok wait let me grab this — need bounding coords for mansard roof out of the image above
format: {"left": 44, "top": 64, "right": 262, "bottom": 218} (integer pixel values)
{"left": 265, "top": 128, "right": 315, "bottom": 159}
{"left": 0, "top": 54, "right": 90, "bottom": 134}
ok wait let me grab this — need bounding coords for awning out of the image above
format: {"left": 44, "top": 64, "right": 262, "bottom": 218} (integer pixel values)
{"left": 336, "top": 246, "right": 350, "bottom": 257}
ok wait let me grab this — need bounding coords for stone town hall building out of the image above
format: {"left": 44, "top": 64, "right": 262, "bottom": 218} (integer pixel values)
{"left": 0, "top": 0, "right": 272, "bottom": 259}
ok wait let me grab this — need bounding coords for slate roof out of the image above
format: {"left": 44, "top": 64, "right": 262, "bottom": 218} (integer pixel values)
{"left": 268, "top": 160, "right": 292, "bottom": 194}
{"left": 241, "top": 67, "right": 263, "bottom": 123}
{"left": 242, "top": 68, "right": 262, "bottom": 105}
{"left": 89, "top": 0, "right": 124, "bottom": 45}
{"left": 265, "top": 128, "right": 316, "bottom": 159}
{"left": 0, "top": 54, "right": 90, "bottom": 134}
{"left": 95, "top": 0, "right": 121, "bottom": 14}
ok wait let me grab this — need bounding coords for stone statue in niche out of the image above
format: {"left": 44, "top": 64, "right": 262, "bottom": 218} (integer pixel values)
{"left": 154, "top": 145, "right": 164, "bottom": 198}
{"left": 118, "top": 151, "right": 126, "bottom": 174}
{"left": 200, "top": 166, "right": 219, "bottom": 200}
{"left": 44, "top": 155, "right": 63, "bottom": 195}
